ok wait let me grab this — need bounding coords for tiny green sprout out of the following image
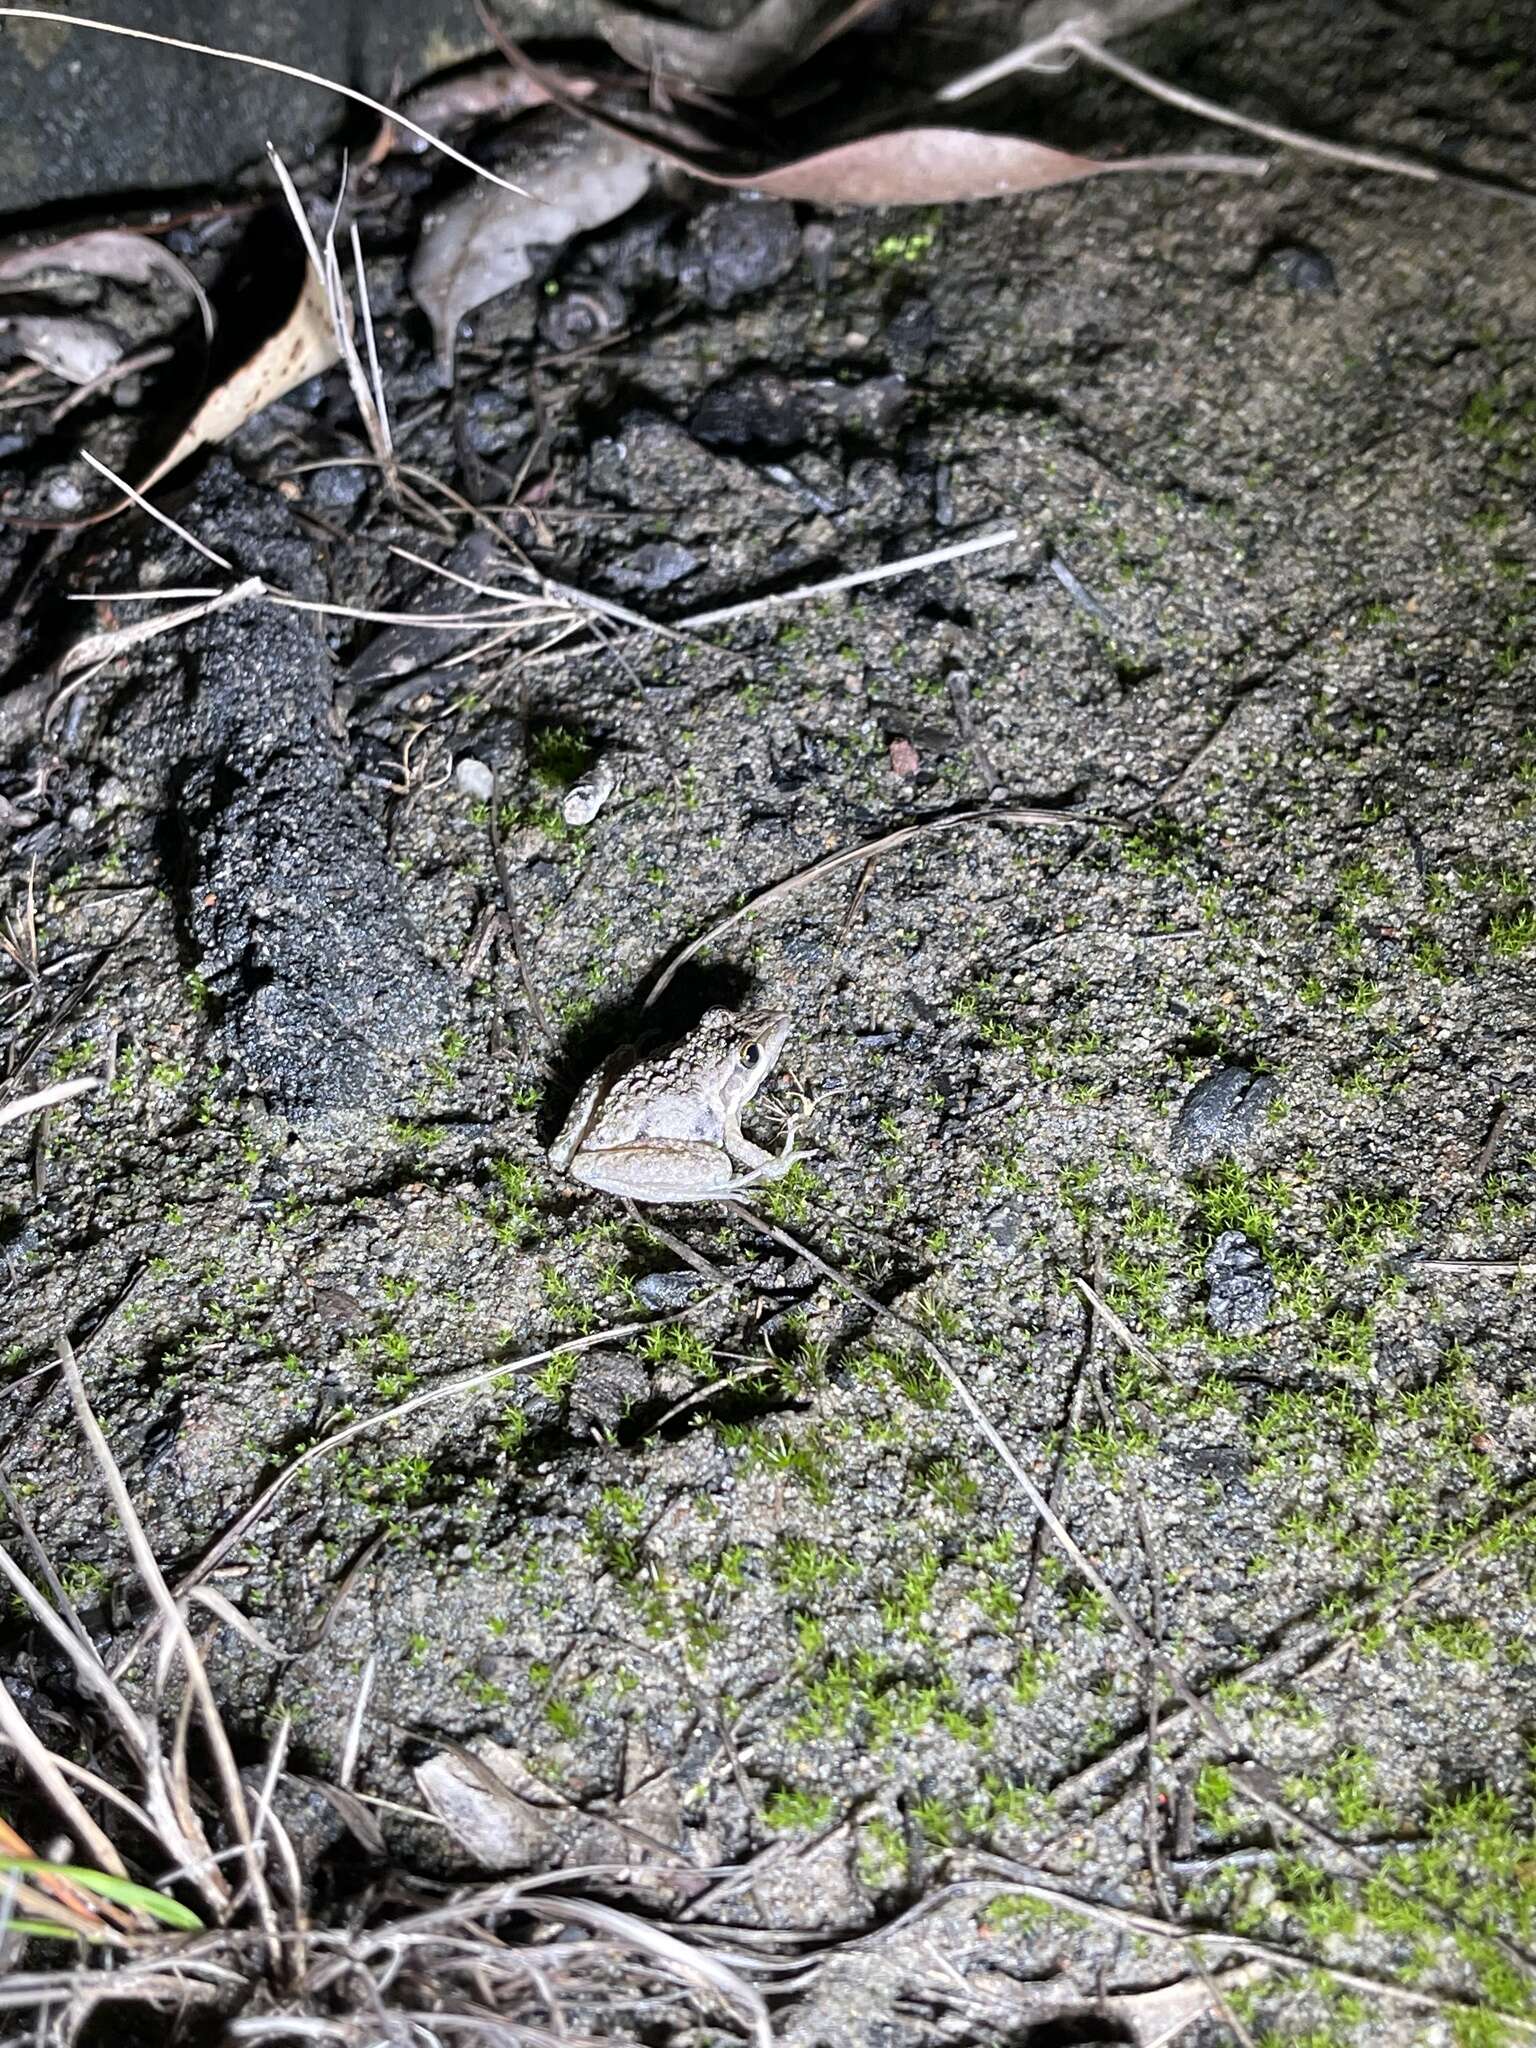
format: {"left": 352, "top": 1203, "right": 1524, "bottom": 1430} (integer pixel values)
{"left": 532, "top": 1351, "right": 579, "bottom": 1401}
{"left": 544, "top": 1696, "right": 581, "bottom": 1741}
{"left": 1194, "top": 1762, "right": 1238, "bottom": 1832}
{"left": 873, "top": 223, "right": 937, "bottom": 266}
{"left": 1325, "top": 1189, "right": 1418, "bottom": 1263}
{"left": 912, "top": 1794, "right": 961, "bottom": 1847}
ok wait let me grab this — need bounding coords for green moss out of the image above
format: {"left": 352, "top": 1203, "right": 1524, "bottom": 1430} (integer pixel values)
{"left": 762, "top": 1786, "right": 836, "bottom": 1831}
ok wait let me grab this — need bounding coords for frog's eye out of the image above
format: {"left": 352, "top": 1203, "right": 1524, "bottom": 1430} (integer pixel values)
{"left": 738, "top": 1039, "right": 763, "bottom": 1070}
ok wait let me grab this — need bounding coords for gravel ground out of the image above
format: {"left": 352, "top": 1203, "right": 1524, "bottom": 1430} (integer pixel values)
{"left": 3, "top": 3, "right": 1536, "bottom": 2042}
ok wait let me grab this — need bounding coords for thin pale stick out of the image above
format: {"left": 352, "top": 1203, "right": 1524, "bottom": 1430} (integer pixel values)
{"left": 339, "top": 1655, "right": 376, "bottom": 1791}
{"left": 725, "top": 1201, "right": 1508, "bottom": 1965}
{"left": 1070, "top": 1272, "right": 1162, "bottom": 1374}
{"left": 1413, "top": 1258, "right": 1535, "bottom": 1276}
{"left": 116, "top": 1312, "right": 703, "bottom": 1669}
{"left": 962, "top": 1864, "right": 1536, "bottom": 2035}
{"left": 0, "top": 1678, "right": 129, "bottom": 1876}
{"left": 57, "top": 580, "right": 264, "bottom": 678}
{"left": 349, "top": 221, "right": 393, "bottom": 461}
{"left": 644, "top": 806, "right": 1101, "bottom": 1007}
{"left": 675, "top": 526, "right": 1021, "bottom": 628}
{"left": 69, "top": 588, "right": 225, "bottom": 602}
{"left": 78, "top": 449, "right": 232, "bottom": 567}
{"left": 56, "top": 1336, "right": 278, "bottom": 1946}
{"left": 0, "top": 1076, "right": 100, "bottom": 1127}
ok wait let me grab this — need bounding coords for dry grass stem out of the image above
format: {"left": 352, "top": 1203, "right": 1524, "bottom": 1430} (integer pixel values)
{"left": 78, "top": 449, "right": 233, "bottom": 567}
{"left": 646, "top": 805, "right": 1103, "bottom": 1006}
{"left": 0, "top": 1076, "right": 101, "bottom": 1127}
{"left": 675, "top": 525, "right": 1021, "bottom": 628}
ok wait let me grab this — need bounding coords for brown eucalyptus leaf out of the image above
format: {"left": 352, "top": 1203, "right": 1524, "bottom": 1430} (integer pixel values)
{"left": 409, "top": 111, "right": 655, "bottom": 378}
{"left": 133, "top": 264, "right": 337, "bottom": 495}
{"left": 595, "top": 0, "right": 880, "bottom": 97}
{"left": 737, "top": 125, "right": 1125, "bottom": 202}
{"left": 0, "top": 228, "right": 214, "bottom": 343}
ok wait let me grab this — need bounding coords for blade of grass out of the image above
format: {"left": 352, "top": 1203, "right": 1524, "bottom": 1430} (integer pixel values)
{"left": 0, "top": 1860, "right": 201, "bottom": 1931}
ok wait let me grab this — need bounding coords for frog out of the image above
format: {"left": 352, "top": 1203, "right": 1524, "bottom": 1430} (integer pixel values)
{"left": 548, "top": 1007, "right": 798, "bottom": 1205}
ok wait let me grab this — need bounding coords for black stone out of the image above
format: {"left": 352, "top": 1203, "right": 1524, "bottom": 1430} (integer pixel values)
{"left": 1204, "top": 1229, "right": 1275, "bottom": 1336}
{"left": 1172, "top": 1064, "right": 1279, "bottom": 1166}
{"left": 679, "top": 198, "right": 801, "bottom": 311}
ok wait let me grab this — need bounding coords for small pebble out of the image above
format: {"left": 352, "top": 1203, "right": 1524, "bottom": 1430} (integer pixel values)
{"left": 635, "top": 1268, "right": 709, "bottom": 1310}
{"left": 884, "top": 294, "right": 937, "bottom": 375}
{"left": 802, "top": 221, "right": 835, "bottom": 292}
{"left": 46, "top": 473, "right": 84, "bottom": 512}
{"left": 454, "top": 756, "right": 496, "bottom": 802}
{"left": 307, "top": 464, "right": 369, "bottom": 512}
{"left": 692, "top": 371, "right": 808, "bottom": 451}
{"left": 1264, "top": 241, "right": 1337, "bottom": 293}
{"left": 568, "top": 1348, "right": 649, "bottom": 1436}
{"left": 606, "top": 540, "right": 698, "bottom": 594}
{"left": 562, "top": 757, "right": 618, "bottom": 827}
{"left": 888, "top": 736, "right": 920, "bottom": 778}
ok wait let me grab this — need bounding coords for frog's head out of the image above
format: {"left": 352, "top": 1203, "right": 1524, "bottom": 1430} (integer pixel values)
{"left": 697, "top": 1006, "right": 792, "bottom": 1119}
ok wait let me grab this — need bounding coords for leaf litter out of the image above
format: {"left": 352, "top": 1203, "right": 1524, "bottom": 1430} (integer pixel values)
{"left": 410, "top": 110, "right": 657, "bottom": 379}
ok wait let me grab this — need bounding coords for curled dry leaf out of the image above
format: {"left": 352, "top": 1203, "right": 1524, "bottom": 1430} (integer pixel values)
{"left": 19, "top": 267, "right": 338, "bottom": 531}
{"left": 595, "top": 0, "right": 881, "bottom": 97}
{"left": 126, "top": 266, "right": 338, "bottom": 500}
{"left": 409, "top": 109, "right": 655, "bottom": 378}
{"left": 0, "top": 227, "right": 214, "bottom": 344}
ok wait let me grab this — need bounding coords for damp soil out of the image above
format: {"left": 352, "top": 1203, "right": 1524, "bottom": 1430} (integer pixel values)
{"left": 3, "top": 2, "right": 1536, "bottom": 2042}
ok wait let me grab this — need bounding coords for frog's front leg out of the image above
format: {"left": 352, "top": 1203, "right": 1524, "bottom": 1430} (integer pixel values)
{"left": 725, "top": 1115, "right": 801, "bottom": 1189}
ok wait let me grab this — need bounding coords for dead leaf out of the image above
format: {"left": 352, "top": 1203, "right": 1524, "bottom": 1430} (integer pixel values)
{"left": 400, "top": 62, "right": 576, "bottom": 139}
{"left": 0, "top": 227, "right": 214, "bottom": 344}
{"left": 287, "top": 1775, "right": 388, "bottom": 1859}
{"left": 417, "top": 1735, "right": 682, "bottom": 1872}
{"left": 409, "top": 110, "right": 655, "bottom": 378}
{"left": 1, "top": 313, "right": 121, "bottom": 384}
{"left": 479, "top": 31, "right": 1265, "bottom": 204}
{"left": 8, "top": 268, "right": 338, "bottom": 532}
{"left": 737, "top": 128, "right": 1173, "bottom": 203}
{"left": 131, "top": 266, "right": 338, "bottom": 497}
{"left": 1105, "top": 1967, "right": 1267, "bottom": 2047}
{"left": 595, "top": 0, "right": 881, "bottom": 97}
